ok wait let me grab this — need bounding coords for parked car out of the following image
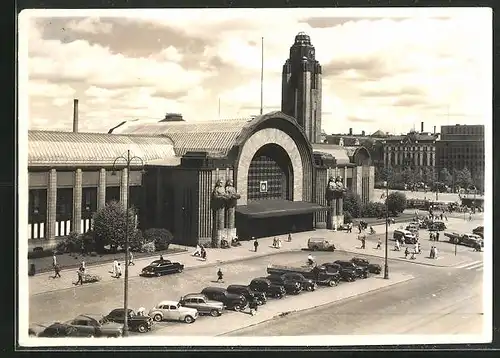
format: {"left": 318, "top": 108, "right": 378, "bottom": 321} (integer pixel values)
{"left": 279, "top": 272, "right": 317, "bottom": 291}
{"left": 226, "top": 284, "right": 267, "bottom": 305}
{"left": 472, "top": 226, "right": 484, "bottom": 238}
{"left": 140, "top": 259, "right": 184, "bottom": 277}
{"left": 148, "top": 300, "right": 198, "bottom": 323}
{"left": 267, "top": 264, "right": 340, "bottom": 287}
{"left": 63, "top": 314, "right": 123, "bottom": 337}
{"left": 429, "top": 221, "right": 446, "bottom": 231}
{"left": 319, "top": 262, "right": 357, "bottom": 282}
{"left": 29, "top": 323, "right": 50, "bottom": 337}
{"left": 406, "top": 223, "right": 419, "bottom": 232}
{"left": 104, "top": 308, "right": 153, "bottom": 333}
{"left": 333, "top": 260, "right": 369, "bottom": 279}
{"left": 350, "top": 257, "right": 382, "bottom": 274}
{"left": 265, "top": 275, "right": 302, "bottom": 294}
{"left": 393, "top": 229, "right": 417, "bottom": 244}
{"left": 307, "top": 238, "right": 336, "bottom": 251}
{"left": 249, "top": 278, "right": 286, "bottom": 299}
{"left": 460, "top": 234, "right": 484, "bottom": 248}
{"left": 179, "top": 293, "right": 224, "bottom": 317}
{"left": 200, "top": 287, "right": 248, "bottom": 311}
{"left": 37, "top": 323, "right": 81, "bottom": 337}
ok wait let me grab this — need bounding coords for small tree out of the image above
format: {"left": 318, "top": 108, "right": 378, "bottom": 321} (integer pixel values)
{"left": 387, "top": 192, "right": 407, "bottom": 216}
{"left": 343, "top": 190, "right": 362, "bottom": 218}
{"left": 400, "top": 168, "right": 414, "bottom": 187}
{"left": 143, "top": 228, "right": 174, "bottom": 251}
{"left": 379, "top": 167, "right": 393, "bottom": 182}
{"left": 439, "top": 168, "right": 453, "bottom": 187}
{"left": 362, "top": 202, "right": 386, "bottom": 218}
{"left": 422, "top": 167, "right": 435, "bottom": 186}
{"left": 455, "top": 167, "right": 473, "bottom": 188}
{"left": 92, "top": 201, "right": 138, "bottom": 253}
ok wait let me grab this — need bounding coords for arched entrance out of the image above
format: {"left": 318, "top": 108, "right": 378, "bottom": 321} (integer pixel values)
{"left": 247, "top": 143, "right": 293, "bottom": 202}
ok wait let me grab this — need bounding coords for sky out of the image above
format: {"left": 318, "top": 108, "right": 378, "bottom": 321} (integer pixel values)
{"left": 19, "top": 8, "right": 491, "bottom": 135}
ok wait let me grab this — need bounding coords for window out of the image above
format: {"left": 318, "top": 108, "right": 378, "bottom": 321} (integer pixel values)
{"left": 169, "top": 305, "right": 177, "bottom": 310}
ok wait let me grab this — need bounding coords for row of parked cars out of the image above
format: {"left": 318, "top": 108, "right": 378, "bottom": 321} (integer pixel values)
{"left": 30, "top": 256, "right": 382, "bottom": 337}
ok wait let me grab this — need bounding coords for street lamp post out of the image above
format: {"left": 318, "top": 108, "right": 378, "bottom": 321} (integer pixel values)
{"left": 112, "top": 150, "right": 144, "bottom": 337}
{"left": 383, "top": 181, "right": 389, "bottom": 280}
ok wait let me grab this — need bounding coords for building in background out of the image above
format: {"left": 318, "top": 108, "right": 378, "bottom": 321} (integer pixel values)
{"left": 435, "top": 124, "right": 485, "bottom": 191}
{"left": 383, "top": 122, "right": 439, "bottom": 175}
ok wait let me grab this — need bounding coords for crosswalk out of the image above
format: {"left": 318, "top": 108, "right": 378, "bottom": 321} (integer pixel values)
{"left": 455, "top": 261, "right": 483, "bottom": 271}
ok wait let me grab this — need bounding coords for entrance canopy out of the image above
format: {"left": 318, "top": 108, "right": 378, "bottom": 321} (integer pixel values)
{"left": 236, "top": 199, "right": 326, "bottom": 219}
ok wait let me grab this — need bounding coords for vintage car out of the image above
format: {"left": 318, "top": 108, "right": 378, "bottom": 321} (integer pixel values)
{"left": 249, "top": 278, "right": 286, "bottom": 299}
{"left": 179, "top": 293, "right": 224, "bottom": 317}
{"left": 265, "top": 275, "right": 302, "bottom": 295}
{"left": 472, "top": 226, "right": 484, "bottom": 238}
{"left": 393, "top": 229, "right": 417, "bottom": 244}
{"left": 267, "top": 264, "right": 340, "bottom": 287}
{"left": 140, "top": 259, "right": 184, "bottom": 277}
{"left": 428, "top": 221, "right": 447, "bottom": 231}
{"left": 29, "top": 323, "right": 50, "bottom": 337}
{"left": 319, "top": 262, "right": 357, "bottom": 282}
{"left": 226, "top": 285, "right": 267, "bottom": 305}
{"left": 104, "top": 308, "right": 153, "bottom": 333}
{"left": 148, "top": 300, "right": 198, "bottom": 323}
{"left": 200, "top": 287, "right": 248, "bottom": 311}
{"left": 307, "top": 238, "right": 336, "bottom": 251}
{"left": 37, "top": 323, "right": 81, "bottom": 337}
{"left": 334, "top": 260, "right": 369, "bottom": 279}
{"left": 279, "top": 272, "right": 317, "bottom": 291}
{"left": 63, "top": 314, "right": 123, "bottom": 337}
{"left": 460, "top": 234, "right": 484, "bottom": 248}
{"left": 350, "top": 257, "right": 382, "bottom": 274}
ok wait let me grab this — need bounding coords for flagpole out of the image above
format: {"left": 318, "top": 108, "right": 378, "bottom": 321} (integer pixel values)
{"left": 260, "top": 36, "right": 264, "bottom": 115}
{"left": 218, "top": 97, "right": 221, "bottom": 119}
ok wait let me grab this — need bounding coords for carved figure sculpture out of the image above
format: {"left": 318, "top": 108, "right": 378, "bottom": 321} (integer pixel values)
{"left": 334, "top": 176, "right": 346, "bottom": 216}
{"left": 224, "top": 179, "right": 241, "bottom": 241}
{"left": 325, "top": 176, "right": 337, "bottom": 230}
{"left": 211, "top": 179, "right": 227, "bottom": 248}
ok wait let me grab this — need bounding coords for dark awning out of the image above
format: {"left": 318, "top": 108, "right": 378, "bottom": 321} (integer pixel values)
{"left": 236, "top": 200, "right": 327, "bottom": 219}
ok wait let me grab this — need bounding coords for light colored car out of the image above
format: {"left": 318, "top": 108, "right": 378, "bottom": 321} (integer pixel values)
{"left": 149, "top": 300, "right": 198, "bottom": 323}
{"left": 179, "top": 293, "right": 224, "bottom": 317}
{"left": 307, "top": 238, "right": 336, "bottom": 251}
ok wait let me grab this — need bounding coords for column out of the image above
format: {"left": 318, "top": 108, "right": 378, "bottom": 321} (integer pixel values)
{"left": 427, "top": 148, "right": 431, "bottom": 166}
{"left": 97, "top": 168, "right": 106, "bottom": 210}
{"left": 414, "top": 151, "right": 418, "bottom": 166}
{"left": 46, "top": 169, "right": 57, "bottom": 242}
{"left": 431, "top": 150, "right": 435, "bottom": 167}
{"left": 72, "top": 169, "right": 82, "bottom": 234}
{"left": 419, "top": 149, "right": 423, "bottom": 166}
{"left": 120, "top": 168, "right": 128, "bottom": 209}
{"left": 343, "top": 167, "right": 348, "bottom": 187}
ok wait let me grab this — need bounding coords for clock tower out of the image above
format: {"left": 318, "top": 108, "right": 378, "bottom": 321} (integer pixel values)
{"left": 281, "top": 32, "right": 322, "bottom": 144}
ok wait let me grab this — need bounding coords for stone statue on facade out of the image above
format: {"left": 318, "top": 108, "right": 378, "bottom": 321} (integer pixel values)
{"left": 325, "top": 176, "right": 346, "bottom": 230}
{"left": 211, "top": 179, "right": 227, "bottom": 248}
{"left": 224, "top": 179, "right": 240, "bottom": 242}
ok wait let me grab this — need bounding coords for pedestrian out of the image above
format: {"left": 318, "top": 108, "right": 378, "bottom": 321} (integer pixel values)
{"left": 111, "top": 260, "right": 118, "bottom": 277}
{"left": 416, "top": 242, "right": 421, "bottom": 254}
{"left": 287, "top": 233, "right": 292, "bottom": 242}
{"left": 430, "top": 246, "right": 435, "bottom": 259}
{"left": 361, "top": 236, "right": 366, "bottom": 249}
{"left": 116, "top": 262, "right": 122, "bottom": 278}
{"left": 440, "top": 213, "right": 443, "bottom": 220}
{"left": 277, "top": 238, "right": 282, "bottom": 249}
{"left": 410, "top": 247, "right": 417, "bottom": 260}
{"left": 160, "top": 254, "right": 164, "bottom": 261}
{"left": 128, "top": 251, "right": 135, "bottom": 266}
{"left": 436, "top": 232, "right": 440, "bottom": 242}
{"left": 52, "top": 253, "right": 57, "bottom": 268}
{"left": 249, "top": 297, "right": 259, "bottom": 316}
{"left": 404, "top": 247, "right": 409, "bottom": 259}
{"left": 376, "top": 238, "right": 381, "bottom": 250}
{"left": 79, "top": 261, "right": 86, "bottom": 274}
{"left": 444, "top": 215, "right": 448, "bottom": 221}
{"left": 272, "top": 237, "right": 277, "bottom": 248}
{"left": 433, "top": 247, "right": 439, "bottom": 259}
{"left": 395, "top": 240, "right": 400, "bottom": 251}
{"left": 358, "top": 224, "right": 362, "bottom": 234}
{"left": 469, "top": 213, "right": 472, "bottom": 221}
{"left": 253, "top": 238, "right": 259, "bottom": 252}
{"left": 137, "top": 307, "right": 146, "bottom": 316}
{"left": 74, "top": 270, "right": 84, "bottom": 285}
{"left": 217, "top": 268, "right": 224, "bottom": 283}
{"left": 53, "top": 263, "right": 61, "bottom": 278}
{"left": 201, "top": 247, "right": 207, "bottom": 261}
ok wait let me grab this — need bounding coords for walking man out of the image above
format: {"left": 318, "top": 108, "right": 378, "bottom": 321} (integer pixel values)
{"left": 253, "top": 238, "right": 259, "bottom": 252}
{"left": 53, "top": 264, "right": 61, "bottom": 278}
{"left": 52, "top": 252, "right": 57, "bottom": 268}
{"left": 361, "top": 236, "right": 366, "bottom": 249}
{"left": 74, "top": 270, "right": 84, "bottom": 286}
{"left": 128, "top": 251, "right": 135, "bottom": 266}
{"left": 116, "top": 262, "right": 122, "bottom": 278}
{"left": 404, "top": 247, "right": 409, "bottom": 259}
{"left": 376, "top": 238, "right": 382, "bottom": 250}
{"left": 436, "top": 232, "right": 440, "bottom": 242}
{"left": 287, "top": 233, "right": 292, "bottom": 242}
{"left": 217, "top": 268, "right": 224, "bottom": 283}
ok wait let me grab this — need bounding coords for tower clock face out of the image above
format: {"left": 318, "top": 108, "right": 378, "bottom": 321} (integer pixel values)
{"left": 309, "top": 49, "right": 314, "bottom": 57}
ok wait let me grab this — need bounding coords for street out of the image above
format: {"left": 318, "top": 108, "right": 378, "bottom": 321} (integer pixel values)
{"left": 225, "top": 263, "right": 483, "bottom": 336}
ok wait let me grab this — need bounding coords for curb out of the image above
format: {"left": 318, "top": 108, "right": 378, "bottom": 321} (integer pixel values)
{"left": 218, "top": 274, "right": 416, "bottom": 336}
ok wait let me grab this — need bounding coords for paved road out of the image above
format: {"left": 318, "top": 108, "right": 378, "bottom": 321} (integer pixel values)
{"left": 225, "top": 262, "right": 484, "bottom": 336}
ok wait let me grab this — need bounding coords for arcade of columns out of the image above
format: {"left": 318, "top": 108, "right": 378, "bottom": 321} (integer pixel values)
{"left": 383, "top": 146, "right": 436, "bottom": 168}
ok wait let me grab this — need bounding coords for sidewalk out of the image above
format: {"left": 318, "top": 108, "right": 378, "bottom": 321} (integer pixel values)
{"left": 29, "top": 216, "right": 472, "bottom": 296}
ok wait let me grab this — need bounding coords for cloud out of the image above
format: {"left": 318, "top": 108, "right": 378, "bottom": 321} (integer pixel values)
{"left": 21, "top": 9, "right": 491, "bottom": 135}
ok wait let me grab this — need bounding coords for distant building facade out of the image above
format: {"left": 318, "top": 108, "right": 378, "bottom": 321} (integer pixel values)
{"left": 435, "top": 124, "right": 485, "bottom": 191}
{"left": 383, "top": 123, "right": 439, "bottom": 174}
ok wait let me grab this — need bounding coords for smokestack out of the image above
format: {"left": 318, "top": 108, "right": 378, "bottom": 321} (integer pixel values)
{"left": 349, "top": 128, "right": 352, "bottom": 135}
{"left": 73, "top": 99, "right": 79, "bottom": 133}
{"left": 421, "top": 122, "right": 424, "bottom": 133}
{"left": 361, "top": 130, "right": 365, "bottom": 136}
{"left": 433, "top": 125, "right": 436, "bottom": 134}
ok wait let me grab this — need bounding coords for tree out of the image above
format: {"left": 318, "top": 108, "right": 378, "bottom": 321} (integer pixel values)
{"left": 143, "top": 228, "right": 174, "bottom": 251}
{"left": 386, "top": 192, "right": 407, "bottom": 216}
{"left": 400, "top": 168, "right": 414, "bottom": 187}
{"left": 379, "top": 167, "right": 393, "bottom": 182}
{"left": 361, "top": 202, "right": 386, "bottom": 218}
{"left": 455, "top": 167, "right": 473, "bottom": 188}
{"left": 343, "top": 190, "right": 362, "bottom": 218}
{"left": 92, "top": 201, "right": 140, "bottom": 253}
{"left": 439, "top": 168, "right": 453, "bottom": 187}
{"left": 422, "top": 167, "right": 435, "bottom": 186}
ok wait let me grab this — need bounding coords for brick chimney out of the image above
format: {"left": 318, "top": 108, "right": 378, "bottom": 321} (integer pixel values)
{"left": 73, "top": 99, "right": 79, "bottom": 133}
{"left": 349, "top": 128, "right": 353, "bottom": 135}
{"left": 433, "top": 125, "right": 436, "bottom": 134}
{"left": 421, "top": 121, "right": 424, "bottom": 133}
{"left": 361, "top": 130, "right": 365, "bottom": 136}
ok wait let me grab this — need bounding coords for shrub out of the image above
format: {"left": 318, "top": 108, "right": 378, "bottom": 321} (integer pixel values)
{"left": 143, "top": 228, "right": 174, "bottom": 251}
{"left": 130, "top": 230, "right": 145, "bottom": 252}
{"left": 343, "top": 190, "right": 362, "bottom": 218}
{"left": 92, "top": 201, "right": 137, "bottom": 253}
{"left": 343, "top": 211, "right": 353, "bottom": 224}
{"left": 27, "top": 249, "right": 53, "bottom": 259}
{"left": 362, "top": 202, "right": 386, "bottom": 218}
{"left": 387, "top": 192, "right": 407, "bottom": 216}
{"left": 141, "top": 241, "right": 156, "bottom": 253}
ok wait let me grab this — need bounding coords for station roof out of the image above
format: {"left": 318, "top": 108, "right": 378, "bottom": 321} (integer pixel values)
{"left": 236, "top": 199, "right": 326, "bottom": 219}
{"left": 28, "top": 130, "right": 177, "bottom": 168}
{"left": 311, "top": 144, "right": 351, "bottom": 165}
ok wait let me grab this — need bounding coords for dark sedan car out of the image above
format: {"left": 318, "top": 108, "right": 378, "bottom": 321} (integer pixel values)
{"left": 279, "top": 272, "right": 317, "bottom": 291}
{"left": 105, "top": 308, "right": 153, "bottom": 333}
{"left": 140, "top": 259, "right": 184, "bottom": 277}
{"left": 249, "top": 278, "right": 286, "bottom": 299}
{"left": 334, "top": 260, "right": 369, "bottom": 279}
{"left": 265, "top": 275, "right": 302, "bottom": 294}
{"left": 320, "top": 262, "right": 357, "bottom": 282}
{"left": 38, "top": 323, "right": 81, "bottom": 337}
{"left": 227, "top": 284, "right": 267, "bottom": 305}
{"left": 350, "top": 257, "right": 382, "bottom": 274}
